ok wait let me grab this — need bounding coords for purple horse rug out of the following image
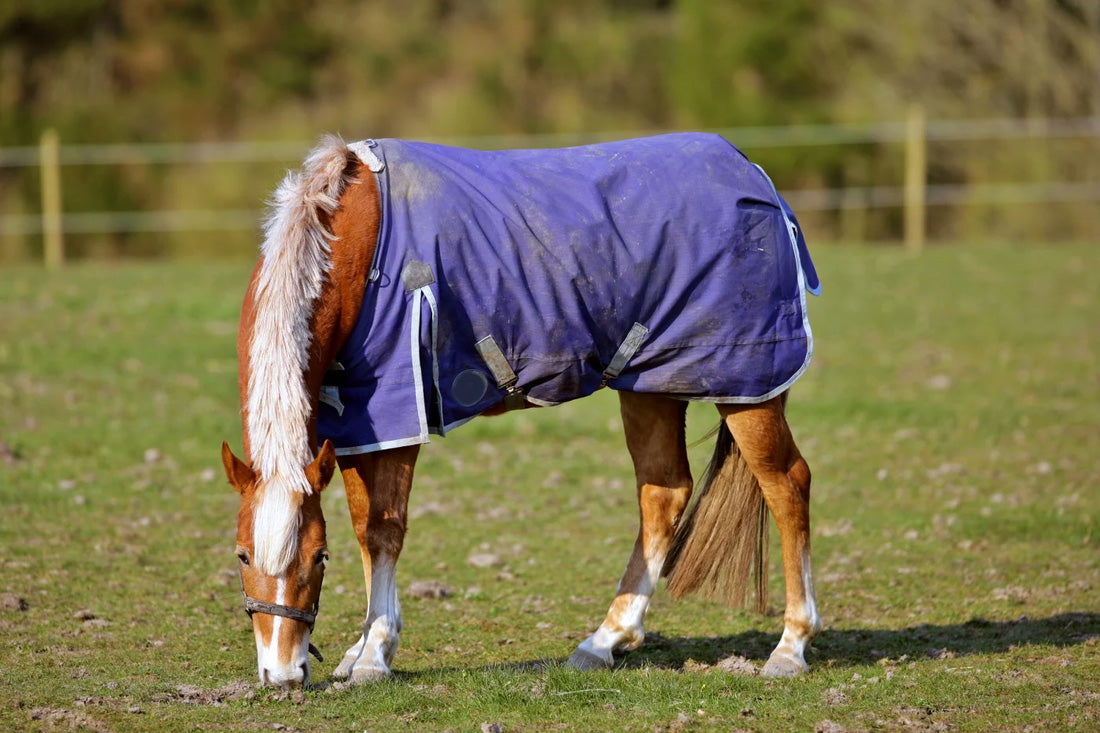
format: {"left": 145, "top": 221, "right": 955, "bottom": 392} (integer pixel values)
{"left": 317, "top": 133, "right": 820, "bottom": 454}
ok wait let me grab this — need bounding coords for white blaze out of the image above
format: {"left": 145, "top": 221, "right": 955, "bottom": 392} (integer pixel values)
{"left": 255, "top": 577, "right": 309, "bottom": 686}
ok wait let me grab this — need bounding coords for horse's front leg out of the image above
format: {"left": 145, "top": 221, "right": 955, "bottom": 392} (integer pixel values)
{"left": 569, "top": 393, "right": 692, "bottom": 670}
{"left": 332, "top": 445, "right": 419, "bottom": 683}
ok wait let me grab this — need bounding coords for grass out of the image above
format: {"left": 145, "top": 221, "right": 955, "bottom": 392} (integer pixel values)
{"left": 0, "top": 244, "right": 1097, "bottom": 731}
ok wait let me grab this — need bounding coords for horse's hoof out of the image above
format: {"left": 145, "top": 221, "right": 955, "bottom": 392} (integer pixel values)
{"left": 760, "top": 654, "right": 808, "bottom": 678}
{"left": 567, "top": 647, "right": 613, "bottom": 671}
{"left": 332, "top": 655, "right": 357, "bottom": 680}
{"left": 349, "top": 666, "right": 391, "bottom": 684}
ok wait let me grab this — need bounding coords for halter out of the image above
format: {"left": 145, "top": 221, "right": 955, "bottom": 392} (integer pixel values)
{"left": 239, "top": 573, "right": 324, "bottom": 662}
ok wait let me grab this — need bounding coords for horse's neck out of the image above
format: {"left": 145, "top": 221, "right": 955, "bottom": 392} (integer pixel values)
{"left": 299, "top": 167, "right": 381, "bottom": 448}
{"left": 239, "top": 161, "right": 380, "bottom": 467}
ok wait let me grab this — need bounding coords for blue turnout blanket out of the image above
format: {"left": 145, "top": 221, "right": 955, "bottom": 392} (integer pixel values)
{"left": 318, "top": 133, "right": 820, "bottom": 454}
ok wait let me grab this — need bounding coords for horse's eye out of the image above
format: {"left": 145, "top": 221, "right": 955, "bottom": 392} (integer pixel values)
{"left": 314, "top": 548, "right": 329, "bottom": 567}
{"left": 236, "top": 548, "right": 250, "bottom": 566}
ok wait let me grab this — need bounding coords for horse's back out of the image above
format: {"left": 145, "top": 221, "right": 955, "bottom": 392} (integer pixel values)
{"left": 318, "top": 134, "right": 817, "bottom": 453}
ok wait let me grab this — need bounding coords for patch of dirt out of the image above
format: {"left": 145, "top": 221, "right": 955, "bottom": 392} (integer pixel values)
{"left": 266, "top": 688, "right": 306, "bottom": 704}
{"left": 991, "top": 585, "right": 1029, "bottom": 603}
{"left": 824, "top": 688, "right": 850, "bottom": 706}
{"left": 1, "top": 593, "right": 27, "bottom": 611}
{"left": 651, "top": 711, "right": 691, "bottom": 732}
{"left": 476, "top": 506, "right": 512, "bottom": 522}
{"left": 892, "top": 706, "right": 956, "bottom": 731}
{"left": 406, "top": 580, "right": 454, "bottom": 599}
{"left": 0, "top": 439, "right": 18, "bottom": 465}
{"left": 814, "top": 721, "right": 847, "bottom": 733}
{"left": 715, "top": 654, "right": 758, "bottom": 676}
{"left": 468, "top": 552, "right": 502, "bottom": 568}
{"left": 661, "top": 710, "right": 713, "bottom": 732}
{"left": 30, "top": 707, "right": 110, "bottom": 732}
{"left": 153, "top": 681, "right": 257, "bottom": 705}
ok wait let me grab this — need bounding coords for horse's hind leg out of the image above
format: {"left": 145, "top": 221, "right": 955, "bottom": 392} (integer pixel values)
{"left": 720, "top": 397, "right": 821, "bottom": 676}
{"left": 568, "top": 393, "right": 692, "bottom": 670}
{"left": 332, "top": 446, "right": 419, "bottom": 683}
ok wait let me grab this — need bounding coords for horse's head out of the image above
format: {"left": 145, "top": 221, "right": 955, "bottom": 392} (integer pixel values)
{"left": 220, "top": 440, "right": 336, "bottom": 688}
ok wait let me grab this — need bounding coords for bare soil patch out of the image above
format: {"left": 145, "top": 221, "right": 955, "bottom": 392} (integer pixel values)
{"left": 30, "top": 707, "right": 109, "bottom": 732}
{"left": 1, "top": 593, "right": 27, "bottom": 611}
{"left": 406, "top": 580, "right": 455, "bottom": 599}
{"left": 715, "top": 654, "right": 758, "bottom": 676}
{"left": 153, "top": 681, "right": 257, "bottom": 705}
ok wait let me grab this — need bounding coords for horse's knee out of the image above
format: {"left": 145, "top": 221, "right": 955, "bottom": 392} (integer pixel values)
{"left": 365, "top": 514, "right": 407, "bottom": 559}
{"left": 639, "top": 480, "right": 692, "bottom": 535}
{"left": 789, "top": 454, "right": 810, "bottom": 503}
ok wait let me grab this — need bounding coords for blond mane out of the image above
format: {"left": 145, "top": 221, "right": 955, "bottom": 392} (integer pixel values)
{"left": 247, "top": 135, "right": 350, "bottom": 574}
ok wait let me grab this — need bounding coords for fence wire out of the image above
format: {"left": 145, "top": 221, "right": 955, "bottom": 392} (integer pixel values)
{"left": 1, "top": 116, "right": 1098, "bottom": 239}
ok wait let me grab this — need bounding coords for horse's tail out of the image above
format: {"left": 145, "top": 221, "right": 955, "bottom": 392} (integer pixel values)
{"left": 247, "top": 134, "right": 352, "bottom": 568}
{"left": 662, "top": 421, "right": 769, "bottom": 613}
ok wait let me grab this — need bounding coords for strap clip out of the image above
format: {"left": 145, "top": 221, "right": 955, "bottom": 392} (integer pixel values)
{"left": 475, "top": 335, "right": 526, "bottom": 410}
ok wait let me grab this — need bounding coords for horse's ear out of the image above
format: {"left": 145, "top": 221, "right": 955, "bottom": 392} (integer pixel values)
{"left": 306, "top": 440, "right": 337, "bottom": 493}
{"left": 221, "top": 441, "right": 254, "bottom": 494}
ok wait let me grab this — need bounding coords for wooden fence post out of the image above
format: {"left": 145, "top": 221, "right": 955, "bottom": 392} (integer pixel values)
{"left": 904, "top": 104, "right": 927, "bottom": 252}
{"left": 40, "top": 128, "right": 64, "bottom": 268}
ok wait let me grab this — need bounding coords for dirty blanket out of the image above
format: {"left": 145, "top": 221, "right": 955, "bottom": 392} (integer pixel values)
{"left": 318, "top": 133, "right": 820, "bottom": 454}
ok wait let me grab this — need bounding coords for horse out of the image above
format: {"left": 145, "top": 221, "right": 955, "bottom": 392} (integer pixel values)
{"left": 221, "top": 133, "right": 822, "bottom": 688}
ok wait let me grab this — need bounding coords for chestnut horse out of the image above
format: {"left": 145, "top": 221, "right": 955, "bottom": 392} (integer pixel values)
{"left": 221, "top": 134, "right": 821, "bottom": 688}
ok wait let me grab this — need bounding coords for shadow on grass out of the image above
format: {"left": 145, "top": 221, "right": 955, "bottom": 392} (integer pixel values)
{"left": 307, "top": 612, "right": 1099, "bottom": 688}
{"left": 619, "top": 611, "right": 1100, "bottom": 670}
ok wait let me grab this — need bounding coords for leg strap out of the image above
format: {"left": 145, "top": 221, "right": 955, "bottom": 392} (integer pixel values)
{"left": 475, "top": 335, "right": 526, "bottom": 409}
{"left": 602, "top": 322, "right": 649, "bottom": 385}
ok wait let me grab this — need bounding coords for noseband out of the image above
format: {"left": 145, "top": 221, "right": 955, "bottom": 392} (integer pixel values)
{"left": 239, "top": 574, "right": 324, "bottom": 662}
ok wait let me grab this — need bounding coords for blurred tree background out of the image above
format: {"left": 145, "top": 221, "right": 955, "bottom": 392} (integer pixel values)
{"left": 1, "top": 0, "right": 1097, "bottom": 259}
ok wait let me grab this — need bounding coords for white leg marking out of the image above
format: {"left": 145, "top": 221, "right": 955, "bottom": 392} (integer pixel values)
{"left": 571, "top": 545, "right": 664, "bottom": 670}
{"left": 803, "top": 550, "right": 822, "bottom": 636}
{"left": 339, "top": 557, "right": 402, "bottom": 683}
{"left": 762, "top": 548, "right": 821, "bottom": 678}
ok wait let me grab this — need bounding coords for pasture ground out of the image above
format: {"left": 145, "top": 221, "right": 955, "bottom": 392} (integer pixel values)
{"left": 1, "top": 244, "right": 1097, "bottom": 731}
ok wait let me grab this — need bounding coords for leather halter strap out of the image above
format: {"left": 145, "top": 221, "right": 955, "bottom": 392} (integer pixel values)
{"left": 243, "top": 595, "right": 318, "bottom": 627}
{"left": 239, "top": 574, "right": 324, "bottom": 662}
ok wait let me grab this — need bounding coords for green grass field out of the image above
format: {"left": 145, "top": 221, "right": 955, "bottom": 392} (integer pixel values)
{"left": 1, "top": 244, "right": 1097, "bottom": 731}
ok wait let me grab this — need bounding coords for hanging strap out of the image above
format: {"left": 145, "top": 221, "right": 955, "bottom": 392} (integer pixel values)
{"left": 602, "top": 322, "right": 648, "bottom": 385}
{"left": 475, "top": 335, "right": 526, "bottom": 409}
{"left": 318, "top": 386, "right": 344, "bottom": 416}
